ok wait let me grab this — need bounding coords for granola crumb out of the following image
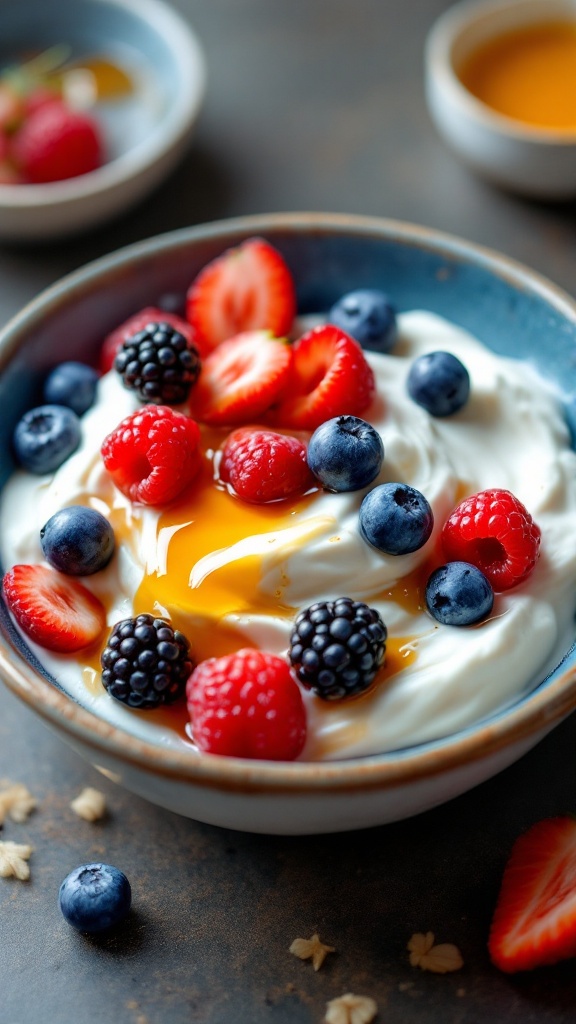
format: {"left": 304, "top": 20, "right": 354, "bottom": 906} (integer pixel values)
{"left": 0, "top": 840, "right": 33, "bottom": 880}
{"left": 407, "top": 932, "right": 464, "bottom": 974}
{"left": 70, "top": 787, "right": 107, "bottom": 822}
{"left": 0, "top": 782, "right": 37, "bottom": 825}
{"left": 289, "top": 932, "right": 335, "bottom": 971}
{"left": 325, "top": 992, "right": 378, "bottom": 1024}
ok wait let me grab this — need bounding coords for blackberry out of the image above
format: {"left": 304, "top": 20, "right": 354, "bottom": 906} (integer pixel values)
{"left": 101, "top": 613, "right": 193, "bottom": 709}
{"left": 114, "top": 321, "right": 201, "bottom": 404}
{"left": 289, "top": 597, "right": 387, "bottom": 700}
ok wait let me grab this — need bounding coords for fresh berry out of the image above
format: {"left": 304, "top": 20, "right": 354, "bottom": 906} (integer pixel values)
{"left": 328, "top": 289, "right": 397, "bottom": 353}
{"left": 2, "top": 563, "right": 106, "bottom": 652}
{"left": 186, "top": 236, "right": 296, "bottom": 355}
{"left": 101, "top": 405, "right": 202, "bottom": 506}
{"left": 42, "top": 361, "right": 99, "bottom": 416}
{"left": 220, "top": 427, "right": 314, "bottom": 503}
{"left": 407, "top": 350, "right": 470, "bottom": 417}
{"left": 270, "top": 325, "right": 375, "bottom": 431}
{"left": 441, "top": 488, "right": 541, "bottom": 591}
{"left": 187, "top": 648, "right": 306, "bottom": 760}
{"left": 192, "top": 330, "right": 292, "bottom": 426}
{"left": 13, "top": 404, "right": 81, "bottom": 474}
{"left": 114, "top": 320, "right": 201, "bottom": 405}
{"left": 101, "top": 613, "right": 193, "bottom": 709}
{"left": 307, "top": 415, "right": 384, "bottom": 492}
{"left": 99, "top": 307, "right": 196, "bottom": 374}
{"left": 488, "top": 816, "right": 576, "bottom": 972}
{"left": 11, "top": 100, "right": 102, "bottom": 183}
{"left": 359, "top": 482, "right": 434, "bottom": 555}
{"left": 59, "top": 863, "right": 132, "bottom": 934}
{"left": 40, "top": 506, "right": 115, "bottom": 576}
{"left": 425, "top": 561, "right": 494, "bottom": 626}
{"left": 289, "top": 597, "right": 387, "bottom": 700}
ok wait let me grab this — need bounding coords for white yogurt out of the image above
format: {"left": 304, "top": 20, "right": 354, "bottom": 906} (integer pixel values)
{"left": 2, "top": 310, "right": 576, "bottom": 760}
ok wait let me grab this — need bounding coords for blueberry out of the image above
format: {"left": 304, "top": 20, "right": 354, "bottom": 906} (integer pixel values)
{"left": 59, "top": 863, "right": 132, "bottom": 934}
{"left": 359, "top": 482, "right": 434, "bottom": 555}
{"left": 43, "top": 361, "right": 99, "bottom": 416}
{"left": 407, "top": 350, "right": 470, "bottom": 416}
{"left": 328, "top": 289, "right": 397, "bottom": 353}
{"left": 40, "top": 505, "right": 115, "bottom": 575}
{"left": 307, "top": 415, "right": 384, "bottom": 492}
{"left": 12, "top": 404, "right": 81, "bottom": 474}
{"left": 425, "top": 561, "right": 494, "bottom": 626}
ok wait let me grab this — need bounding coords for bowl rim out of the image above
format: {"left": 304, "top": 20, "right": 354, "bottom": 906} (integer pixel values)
{"left": 0, "top": 0, "right": 206, "bottom": 209}
{"left": 425, "top": 0, "right": 576, "bottom": 147}
{"left": 2, "top": 209, "right": 576, "bottom": 794}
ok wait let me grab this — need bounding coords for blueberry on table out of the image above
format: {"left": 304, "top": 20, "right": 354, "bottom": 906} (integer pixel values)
{"left": 307, "top": 415, "right": 384, "bottom": 491}
{"left": 328, "top": 289, "right": 397, "bottom": 353}
{"left": 59, "top": 863, "right": 131, "bottom": 934}
{"left": 12, "top": 404, "right": 81, "bottom": 474}
{"left": 40, "top": 506, "right": 115, "bottom": 576}
{"left": 407, "top": 350, "right": 470, "bottom": 416}
{"left": 359, "top": 482, "right": 434, "bottom": 555}
{"left": 43, "top": 361, "right": 99, "bottom": 416}
{"left": 425, "top": 561, "right": 494, "bottom": 626}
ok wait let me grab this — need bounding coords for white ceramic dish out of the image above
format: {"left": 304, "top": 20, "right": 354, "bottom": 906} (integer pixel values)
{"left": 0, "top": 0, "right": 206, "bottom": 240}
{"left": 1, "top": 212, "right": 576, "bottom": 835}
{"left": 425, "top": 0, "right": 576, "bottom": 199}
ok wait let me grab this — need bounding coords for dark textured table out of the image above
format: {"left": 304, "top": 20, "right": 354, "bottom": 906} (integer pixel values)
{"left": 2, "top": 2, "right": 576, "bottom": 1022}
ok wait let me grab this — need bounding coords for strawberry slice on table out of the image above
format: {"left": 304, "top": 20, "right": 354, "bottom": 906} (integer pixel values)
{"left": 2, "top": 563, "right": 106, "bottom": 653}
{"left": 191, "top": 329, "right": 292, "bottom": 426}
{"left": 270, "top": 324, "right": 376, "bottom": 431}
{"left": 99, "top": 307, "right": 195, "bottom": 374}
{"left": 488, "top": 816, "right": 576, "bottom": 972}
{"left": 185, "top": 237, "right": 296, "bottom": 355}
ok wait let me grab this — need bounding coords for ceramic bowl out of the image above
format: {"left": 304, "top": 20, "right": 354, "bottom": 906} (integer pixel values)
{"left": 0, "top": 0, "right": 205, "bottom": 240}
{"left": 1, "top": 211, "right": 576, "bottom": 835}
{"left": 425, "top": 0, "right": 576, "bottom": 199}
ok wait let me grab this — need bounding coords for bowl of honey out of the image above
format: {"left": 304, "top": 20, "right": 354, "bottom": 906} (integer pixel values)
{"left": 0, "top": 0, "right": 205, "bottom": 240}
{"left": 425, "top": 0, "right": 576, "bottom": 199}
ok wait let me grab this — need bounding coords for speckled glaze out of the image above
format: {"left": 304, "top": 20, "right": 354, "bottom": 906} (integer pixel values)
{"left": 1, "top": 212, "right": 576, "bottom": 834}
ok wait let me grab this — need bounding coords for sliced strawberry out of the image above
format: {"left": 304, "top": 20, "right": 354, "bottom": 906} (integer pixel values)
{"left": 488, "top": 816, "right": 576, "bottom": 972}
{"left": 2, "top": 563, "right": 106, "bottom": 653}
{"left": 99, "top": 307, "right": 195, "bottom": 374}
{"left": 190, "top": 330, "right": 292, "bottom": 426}
{"left": 270, "top": 324, "right": 376, "bottom": 431}
{"left": 185, "top": 237, "right": 296, "bottom": 355}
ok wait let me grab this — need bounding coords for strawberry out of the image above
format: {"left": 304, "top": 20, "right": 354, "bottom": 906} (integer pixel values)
{"left": 2, "top": 563, "right": 106, "bottom": 653}
{"left": 185, "top": 237, "right": 296, "bottom": 355}
{"left": 191, "top": 330, "right": 292, "bottom": 426}
{"left": 99, "top": 307, "right": 195, "bottom": 374}
{"left": 488, "top": 816, "right": 576, "bottom": 972}
{"left": 10, "top": 100, "right": 102, "bottom": 184}
{"left": 270, "top": 324, "right": 376, "bottom": 431}
{"left": 220, "top": 427, "right": 314, "bottom": 503}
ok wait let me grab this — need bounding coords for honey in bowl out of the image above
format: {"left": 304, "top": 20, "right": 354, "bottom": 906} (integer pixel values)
{"left": 457, "top": 20, "right": 576, "bottom": 132}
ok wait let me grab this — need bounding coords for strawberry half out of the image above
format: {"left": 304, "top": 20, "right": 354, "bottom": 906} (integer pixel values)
{"left": 488, "top": 816, "right": 576, "bottom": 972}
{"left": 2, "top": 563, "right": 106, "bottom": 653}
{"left": 190, "top": 330, "right": 292, "bottom": 426}
{"left": 270, "top": 324, "right": 376, "bottom": 431}
{"left": 185, "top": 237, "right": 296, "bottom": 355}
{"left": 99, "top": 307, "right": 195, "bottom": 374}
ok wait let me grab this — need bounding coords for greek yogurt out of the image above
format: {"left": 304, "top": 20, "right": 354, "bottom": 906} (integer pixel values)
{"left": 2, "top": 310, "right": 576, "bottom": 760}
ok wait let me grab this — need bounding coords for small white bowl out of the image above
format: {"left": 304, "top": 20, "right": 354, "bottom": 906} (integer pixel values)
{"left": 0, "top": 0, "right": 206, "bottom": 240}
{"left": 425, "top": 0, "right": 576, "bottom": 199}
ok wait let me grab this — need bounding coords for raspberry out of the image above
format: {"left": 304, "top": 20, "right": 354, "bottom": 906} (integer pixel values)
{"left": 441, "top": 488, "right": 541, "bottom": 591}
{"left": 289, "top": 597, "right": 387, "bottom": 700}
{"left": 114, "top": 321, "right": 201, "bottom": 405}
{"left": 11, "top": 100, "right": 102, "bottom": 184}
{"left": 187, "top": 648, "right": 307, "bottom": 760}
{"left": 101, "top": 405, "right": 202, "bottom": 506}
{"left": 219, "top": 427, "right": 314, "bottom": 503}
{"left": 101, "top": 614, "right": 193, "bottom": 709}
